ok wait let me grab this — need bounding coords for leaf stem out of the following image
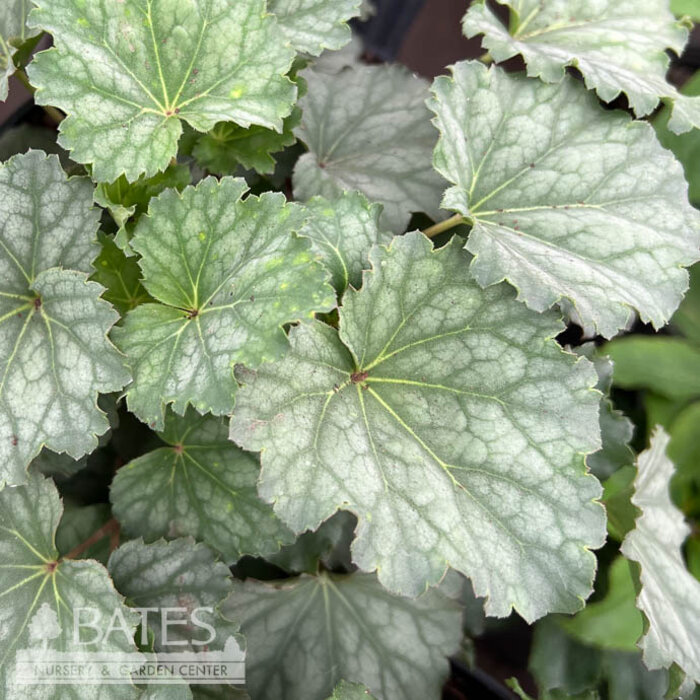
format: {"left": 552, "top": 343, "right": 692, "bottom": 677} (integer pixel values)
{"left": 422, "top": 213, "right": 467, "bottom": 238}
{"left": 13, "top": 68, "right": 64, "bottom": 126}
{"left": 63, "top": 518, "right": 120, "bottom": 560}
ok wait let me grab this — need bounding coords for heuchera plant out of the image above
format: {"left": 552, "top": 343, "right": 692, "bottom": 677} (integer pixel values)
{"left": 0, "top": 1, "right": 700, "bottom": 699}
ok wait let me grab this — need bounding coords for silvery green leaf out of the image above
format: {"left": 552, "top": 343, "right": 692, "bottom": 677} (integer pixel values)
{"left": 112, "top": 177, "right": 335, "bottom": 430}
{"left": 299, "top": 192, "right": 391, "bottom": 293}
{"left": 0, "top": 472, "right": 141, "bottom": 699}
{"left": 26, "top": 0, "right": 297, "bottom": 181}
{"left": 230, "top": 232, "right": 605, "bottom": 619}
{"left": 269, "top": 0, "right": 362, "bottom": 56}
{"left": 429, "top": 61, "right": 700, "bottom": 338}
{"left": 462, "top": 0, "right": 700, "bottom": 134}
{"left": 29, "top": 394, "right": 119, "bottom": 479}
{"left": 110, "top": 538, "right": 244, "bottom": 698}
{"left": 293, "top": 65, "right": 445, "bottom": 233}
{"left": 0, "top": 0, "right": 40, "bottom": 100}
{"left": 223, "top": 572, "right": 461, "bottom": 700}
{"left": 312, "top": 35, "right": 363, "bottom": 74}
{"left": 621, "top": 428, "right": 700, "bottom": 689}
{"left": 0, "top": 151, "right": 130, "bottom": 486}
{"left": 110, "top": 407, "right": 292, "bottom": 562}
{"left": 108, "top": 538, "right": 238, "bottom": 653}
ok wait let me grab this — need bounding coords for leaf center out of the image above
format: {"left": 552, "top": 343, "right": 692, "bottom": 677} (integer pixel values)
{"left": 350, "top": 370, "right": 369, "bottom": 385}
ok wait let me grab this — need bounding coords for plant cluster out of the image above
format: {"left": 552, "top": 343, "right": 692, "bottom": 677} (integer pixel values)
{"left": 0, "top": 0, "right": 700, "bottom": 698}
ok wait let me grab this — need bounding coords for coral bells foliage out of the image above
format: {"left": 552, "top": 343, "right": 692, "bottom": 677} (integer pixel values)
{"left": 0, "top": 1, "right": 699, "bottom": 699}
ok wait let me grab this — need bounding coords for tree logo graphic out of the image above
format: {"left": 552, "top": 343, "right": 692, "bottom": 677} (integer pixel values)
{"left": 27, "top": 603, "right": 61, "bottom": 650}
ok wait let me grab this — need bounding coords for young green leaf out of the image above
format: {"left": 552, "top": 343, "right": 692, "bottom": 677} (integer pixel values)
{"left": 621, "top": 428, "right": 700, "bottom": 689}
{"left": 268, "top": 510, "right": 356, "bottom": 574}
{"left": 654, "top": 72, "right": 700, "bottom": 209}
{"left": 108, "top": 538, "right": 238, "bottom": 653}
{"left": 463, "top": 0, "right": 700, "bottom": 134}
{"left": 293, "top": 65, "right": 445, "bottom": 233}
{"left": 429, "top": 61, "right": 700, "bottom": 338}
{"left": 529, "top": 616, "right": 669, "bottom": 700}
{"left": 0, "top": 472, "right": 142, "bottom": 699}
{"left": 92, "top": 232, "right": 152, "bottom": 315}
{"left": 591, "top": 405, "right": 635, "bottom": 482}
{"left": 559, "top": 557, "right": 643, "bottom": 653}
{"left": 112, "top": 177, "right": 335, "bottom": 430}
{"left": 268, "top": 0, "right": 362, "bottom": 56}
{"left": 0, "top": 151, "right": 130, "bottom": 487}
{"left": 672, "top": 0, "right": 700, "bottom": 20}
{"left": 576, "top": 345, "right": 634, "bottom": 481}
{"left": 27, "top": 0, "right": 297, "bottom": 181}
{"left": 0, "top": 0, "right": 40, "bottom": 100}
{"left": 192, "top": 108, "right": 301, "bottom": 176}
{"left": 94, "top": 164, "right": 191, "bottom": 252}
{"left": 223, "top": 572, "right": 461, "bottom": 700}
{"left": 602, "top": 466, "right": 638, "bottom": 542}
{"left": 230, "top": 232, "right": 605, "bottom": 620}
{"left": 110, "top": 407, "right": 293, "bottom": 562}
{"left": 530, "top": 618, "right": 603, "bottom": 697}
{"left": 605, "top": 337, "right": 700, "bottom": 400}
{"left": 667, "top": 402, "right": 700, "bottom": 508}
{"left": 673, "top": 263, "right": 700, "bottom": 344}
{"left": 299, "top": 192, "right": 391, "bottom": 293}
